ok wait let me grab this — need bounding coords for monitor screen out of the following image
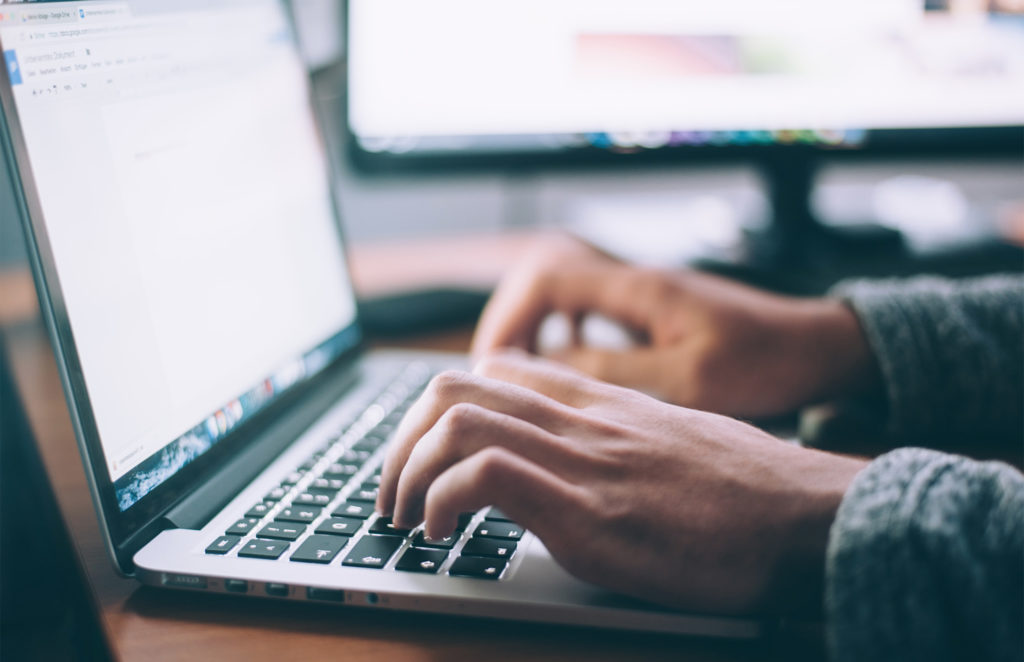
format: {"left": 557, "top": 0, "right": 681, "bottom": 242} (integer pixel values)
{"left": 1, "top": 0, "right": 359, "bottom": 511}
{"left": 347, "top": 0, "right": 1024, "bottom": 159}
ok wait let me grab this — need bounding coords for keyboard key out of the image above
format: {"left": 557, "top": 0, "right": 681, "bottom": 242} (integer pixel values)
{"left": 256, "top": 522, "right": 305, "bottom": 541}
{"left": 474, "top": 522, "right": 523, "bottom": 541}
{"left": 333, "top": 502, "right": 373, "bottom": 519}
{"left": 206, "top": 535, "right": 241, "bottom": 555}
{"left": 245, "top": 502, "right": 274, "bottom": 519}
{"left": 275, "top": 506, "right": 321, "bottom": 523}
{"left": 366, "top": 516, "right": 411, "bottom": 537}
{"left": 290, "top": 535, "right": 347, "bottom": 564}
{"left": 226, "top": 518, "right": 258, "bottom": 536}
{"left": 395, "top": 547, "right": 447, "bottom": 574}
{"left": 238, "top": 539, "right": 289, "bottom": 560}
{"left": 455, "top": 512, "right": 475, "bottom": 531}
{"left": 315, "top": 517, "right": 363, "bottom": 537}
{"left": 281, "top": 471, "right": 304, "bottom": 485}
{"left": 484, "top": 507, "right": 513, "bottom": 522}
{"left": 461, "top": 537, "right": 516, "bottom": 559}
{"left": 364, "top": 473, "right": 382, "bottom": 487}
{"left": 342, "top": 535, "right": 404, "bottom": 569}
{"left": 412, "top": 531, "right": 459, "bottom": 550}
{"left": 340, "top": 449, "right": 371, "bottom": 463}
{"left": 351, "top": 437, "right": 382, "bottom": 453}
{"left": 347, "top": 488, "right": 379, "bottom": 503}
{"left": 264, "top": 486, "right": 289, "bottom": 502}
{"left": 308, "top": 477, "right": 345, "bottom": 494}
{"left": 323, "top": 463, "right": 359, "bottom": 480}
{"left": 293, "top": 492, "right": 331, "bottom": 507}
{"left": 449, "top": 556, "right": 507, "bottom": 580}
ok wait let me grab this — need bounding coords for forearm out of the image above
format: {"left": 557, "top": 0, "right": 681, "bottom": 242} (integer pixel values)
{"left": 825, "top": 447, "right": 1024, "bottom": 662}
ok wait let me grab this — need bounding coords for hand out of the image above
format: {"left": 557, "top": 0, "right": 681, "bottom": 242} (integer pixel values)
{"left": 471, "top": 235, "right": 879, "bottom": 418}
{"left": 376, "top": 351, "right": 868, "bottom": 615}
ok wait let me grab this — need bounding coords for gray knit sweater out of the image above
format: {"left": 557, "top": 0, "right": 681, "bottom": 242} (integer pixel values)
{"left": 826, "top": 275, "right": 1024, "bottom": 662}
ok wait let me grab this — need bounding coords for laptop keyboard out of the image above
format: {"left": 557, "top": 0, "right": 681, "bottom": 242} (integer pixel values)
{"left": 204, "top": 363, "right": 524, "bottom": 581}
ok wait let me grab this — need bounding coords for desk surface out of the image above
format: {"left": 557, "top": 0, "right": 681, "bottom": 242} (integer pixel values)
{"left": 0, "top": 238, "right": 784, "bottom": 662}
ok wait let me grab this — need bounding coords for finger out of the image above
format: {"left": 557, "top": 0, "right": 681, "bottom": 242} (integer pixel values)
{"left": 421, "top": 446, "right": 582, "bottom": 545}
{"left": 392, "top": 403, "right": 573, "bottom": 528}
{"left": 556, "top": 346, "right": 670, "bottom": 395}
{"left": 471, "top": 252, "right": 654, "bottom": 359}
{"left": 376, "top": 369, "right": 577, "bottom": 516}
{"left": 470, "top": 236, "right": 592, "bottom": 357}
{"left": 470, "top": 266, "right": 557, "bottom": 357}
{"left": 473, "top": 349, "right": 602, "bottom": 407}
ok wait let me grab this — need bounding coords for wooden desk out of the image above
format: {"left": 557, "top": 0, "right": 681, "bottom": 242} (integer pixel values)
{"left": 0, "top": 239, "right": 784, "bottom": 662}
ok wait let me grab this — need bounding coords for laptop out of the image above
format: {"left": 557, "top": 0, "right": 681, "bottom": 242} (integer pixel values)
{"left": 0, "top": 0, "right": 758, "bottom": 638}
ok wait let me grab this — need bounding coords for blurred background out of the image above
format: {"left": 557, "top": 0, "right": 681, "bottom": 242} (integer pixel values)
{"left": 2, "top": 0, "right": 1021, "bottom": 294}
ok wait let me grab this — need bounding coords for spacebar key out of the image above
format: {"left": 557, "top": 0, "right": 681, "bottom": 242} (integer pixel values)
{"left": 342, "top": 536, "right": 403, "bottom": 569}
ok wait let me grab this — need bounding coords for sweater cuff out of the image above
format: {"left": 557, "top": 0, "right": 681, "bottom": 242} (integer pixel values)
{"left": 828, "top": 278, "right": 942, "bottom": 440}
{"left": 825, "top": 447, "right": 1024, "bottom": 662}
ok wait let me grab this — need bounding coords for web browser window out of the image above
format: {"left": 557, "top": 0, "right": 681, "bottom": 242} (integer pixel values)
{"left": 1, "top": 0, "right": 358, "bottom": 509}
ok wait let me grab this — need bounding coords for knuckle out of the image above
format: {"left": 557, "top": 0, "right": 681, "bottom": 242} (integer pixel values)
{"left": 521, "top": 269, "right": 553, "bottom": 304}
{"left": 471, "top": 447, "right": 513, "bottom": 488}
{"left": 427, "top": 370, "right": 470, "bottom": 402}
{"left": 438, "top": 401, "right": 482, "bottom": 439}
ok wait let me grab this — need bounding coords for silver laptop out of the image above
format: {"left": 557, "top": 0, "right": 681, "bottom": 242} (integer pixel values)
{"left": 0, "top": 0, "right": 758, "bottom": 638}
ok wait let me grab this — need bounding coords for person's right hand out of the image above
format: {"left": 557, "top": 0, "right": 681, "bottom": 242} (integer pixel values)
{"left": 377, "top": 350, "right": 869, "bottom": 615}
{"left": 472, "top": 235, "right": 879, "bottom": 419}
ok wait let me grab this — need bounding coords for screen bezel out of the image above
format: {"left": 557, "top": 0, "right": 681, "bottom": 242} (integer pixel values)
{"left": 345, "top": 124, "right": 1024, "bottom": 175}
{"left": 342, "top": 2, "right": 1024, "bottom": 174}
{"left": 0, "top": 0, "right": 366, "bottom": 572}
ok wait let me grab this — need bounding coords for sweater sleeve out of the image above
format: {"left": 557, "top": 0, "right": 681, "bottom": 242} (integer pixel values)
{"left": 826, "top": 447, "right": 1024, "bottom": 662}
{"left": 830, "top": 274, "right": 1024, "bottom": 444}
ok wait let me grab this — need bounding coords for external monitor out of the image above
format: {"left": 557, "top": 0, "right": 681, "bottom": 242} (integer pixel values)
{"left": 346, "top": 0, "right": 1024, "bottom": 267}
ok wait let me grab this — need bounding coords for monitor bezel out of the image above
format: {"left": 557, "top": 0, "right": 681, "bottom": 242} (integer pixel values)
{"left": 345, "top": 120, "right": 1024, "bottom": 176}
{"left": 342, "top": 2, "right": 1024, "bottom": 175}
{"left": 0, "top": 0, "right": 366, "bottom": 573}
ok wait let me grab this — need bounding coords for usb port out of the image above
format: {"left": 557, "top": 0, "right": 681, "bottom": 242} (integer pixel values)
{"left": 225, "top": 579, "right": 248, "bottom": 593}
{"left": 307, "top": 587, "right": 345, "bottom": 602}
{"left": 265, "top": 582, "right": 289, "bottom": 597}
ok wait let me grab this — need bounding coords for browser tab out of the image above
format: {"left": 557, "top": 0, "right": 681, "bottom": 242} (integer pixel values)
{"left": 13, "top": 5, "right": 78, "bottom": 26}
{"left": 77, "top": 4, "right": 131, "bottom": 22}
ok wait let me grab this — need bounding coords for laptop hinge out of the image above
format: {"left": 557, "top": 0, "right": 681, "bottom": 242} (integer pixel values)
{"left": 163, "top": 361, "right": 364, "bottom": 530}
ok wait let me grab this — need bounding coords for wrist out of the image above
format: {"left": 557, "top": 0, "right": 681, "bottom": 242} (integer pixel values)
{"left": 766, "top": 451, "right": 869, "bottom": 616}
{"left": 795, "top": 298, "right": 882, "bottom": 405}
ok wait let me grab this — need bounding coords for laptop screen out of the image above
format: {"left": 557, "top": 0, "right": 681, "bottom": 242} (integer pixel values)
{"left": 1, "top": 0, "right": 359, "bottom": 511}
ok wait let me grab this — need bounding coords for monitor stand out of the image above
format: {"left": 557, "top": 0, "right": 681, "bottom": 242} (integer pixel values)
{"left": 695, "top": 151, "right": 1022, "bottom": 295}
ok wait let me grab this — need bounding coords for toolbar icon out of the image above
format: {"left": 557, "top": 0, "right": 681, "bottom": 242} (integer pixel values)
{"left": 4, "top": 51, "right": 21, "bottom": 85}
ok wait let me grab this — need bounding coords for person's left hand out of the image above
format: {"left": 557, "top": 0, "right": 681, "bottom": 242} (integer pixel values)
{"left": 376, "top": 351, "right": 867, "bottom": 615}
